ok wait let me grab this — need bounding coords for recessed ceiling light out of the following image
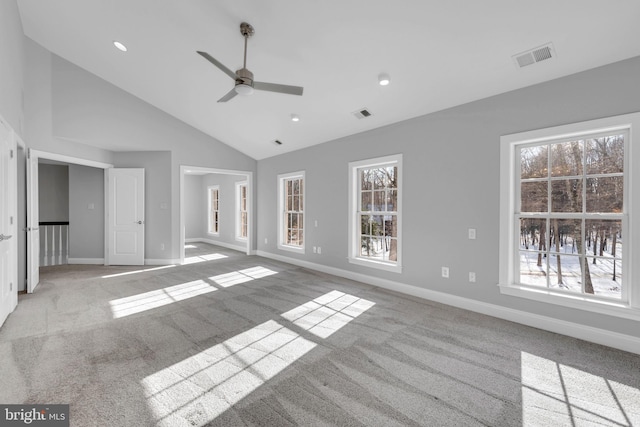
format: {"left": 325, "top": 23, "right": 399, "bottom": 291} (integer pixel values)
{"left": 378, "top": 73, "right": 390, "bottom": 86}
{"left": 113, "top": 41, "right": 128, "bottom": 52}
{"left": 291, "top": 114, "right": 300, "bottom": 122}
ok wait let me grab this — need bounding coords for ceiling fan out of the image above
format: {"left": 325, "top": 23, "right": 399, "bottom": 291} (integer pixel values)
{"left": 197, "top": 22, "right": 304, "bottom": 103}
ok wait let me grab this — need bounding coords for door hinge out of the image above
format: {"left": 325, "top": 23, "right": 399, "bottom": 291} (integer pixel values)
{"left": 10, "top": 216, "right": 13, "bottom": 225}
{"left": 10, "top": 149, "right": 14, "bottom": 159}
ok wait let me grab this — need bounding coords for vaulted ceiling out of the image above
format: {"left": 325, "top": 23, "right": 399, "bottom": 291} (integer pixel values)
{"left": 16, "top": 0, "right": 640, "bottom": 160}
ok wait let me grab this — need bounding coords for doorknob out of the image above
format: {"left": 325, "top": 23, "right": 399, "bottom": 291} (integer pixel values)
{"left": 0, "top": 234, "right": 12, "bottom": 241}
{"left": 136, "top": 221, "right": 144, "bottom": 224}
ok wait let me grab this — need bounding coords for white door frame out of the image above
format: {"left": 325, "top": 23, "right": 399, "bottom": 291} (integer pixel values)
{"left": 179, "top": 165, "right": 253, "bottom": 263}
{"left": 26, "top": 150, "right": 113, "bottom": 285}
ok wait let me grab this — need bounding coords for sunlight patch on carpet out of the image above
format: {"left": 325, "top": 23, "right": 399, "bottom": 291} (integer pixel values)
{"left": 109, "top": 279, "right": 217, "bottom": 318}
{"left": 281, "top": 290, "right": 375, "bottom": 338}
{"left": 142, "top": 320, "right": 316, "bottom": 426}
{"left": 210, "top": 266, "right": 278, "bottom": 288}
{"left": 101, "top": 264, "right": 176, "bottom": 279}
{"left": 521, "top": 351, "right": 640, "bottom": 426}
{"left": 183, "top": 253, "right": 228, "bottom": 264}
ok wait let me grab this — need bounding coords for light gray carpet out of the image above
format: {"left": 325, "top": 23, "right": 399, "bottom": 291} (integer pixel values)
{"left": 1, "top": 242, "right": 639, "bottom": 426}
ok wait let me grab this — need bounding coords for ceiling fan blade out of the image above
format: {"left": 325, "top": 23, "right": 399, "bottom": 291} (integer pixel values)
{"left": 217, "top": 88, "right": 238, "bottom": 103}
{"left": 197, "top": 51, "right": 237, "bottom": 80}
{"left": 254, "top": 81, "right": 304, "bottom": 96}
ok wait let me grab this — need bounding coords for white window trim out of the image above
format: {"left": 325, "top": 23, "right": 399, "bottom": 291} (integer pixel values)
{"left": 207, "top": 185, "right": 220, "bottom": 236}
{"left": 348, "top": 153, "right": 402, "bottom": 273}
{"left": 277, "top": 171, "right": 305, "bottom": 254}
{"left": 235, "top": 181, "right": 247, "bottom": 241}
{"left": 499, "top": 112, "right": 640, "bottom": 320}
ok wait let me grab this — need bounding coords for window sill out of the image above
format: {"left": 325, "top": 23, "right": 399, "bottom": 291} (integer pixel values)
{"left": 498, "top": 284, "right": 640, "bottom": 321}
{"left": 348, "top": 257, "right": 402, "bottom": 273}
{"left": 277, "top": 244, "right": 305, "bottom": 254}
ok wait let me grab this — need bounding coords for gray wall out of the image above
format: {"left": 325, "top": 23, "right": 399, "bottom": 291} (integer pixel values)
{"left": 257, "top": 55, "right": 640, "bottom": 340}
{"left": 38, "top": 163, "right": 69, "bottom": 222}
{"left": 0, "top": 0, "right": 24, "bottom": 136}
{"left": 68, "top": 164, "right": 104, "bottom": 260}
{"left": 184, "top": 174, "right": 204, "bottom": 239}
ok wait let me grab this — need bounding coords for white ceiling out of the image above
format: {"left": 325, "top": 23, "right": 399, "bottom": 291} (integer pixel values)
{"left": 16, "top": 0, "right": 640, "bottom": 160}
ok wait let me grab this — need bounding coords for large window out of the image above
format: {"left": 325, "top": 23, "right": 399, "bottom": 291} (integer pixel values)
{"left": 499, "top": 113, "right": 640, "bottom": 319}
{"left": 278, "top": 171, "right": 305, "bottom": 253}
{"left": 207, "top": 186, "right": 219, "bottom": 235}
{"left": 348, "top": 154, "right": 402, "bottom": 273}
{"left": 236, "top": 182, "right": 247, "bottom": 240}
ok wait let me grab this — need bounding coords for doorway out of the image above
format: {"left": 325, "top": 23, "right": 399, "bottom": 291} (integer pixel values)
{"left": 179, "top": 166, "right": 253, "bottom": 263}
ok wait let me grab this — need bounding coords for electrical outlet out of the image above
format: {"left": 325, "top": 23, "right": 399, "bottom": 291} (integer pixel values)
{"left": 468, "top": 228, "right": 476, "bottom": 239}
{"left": 313, "top": 246, "right": 317, "bottom": 254}
{"left": 264, "top": 238, "right": 268, "bottom": 244}
{"left": 441, "top": 267, "right": 449, "bottom": 278}
{"left": 469, "top": 272, "right": 476, "bottom": 283}
{"left": 317, "top": 247, "right": 322, "bottom": 254}
{"left": 160, "top": 243, "right": 165, "bottom": 250}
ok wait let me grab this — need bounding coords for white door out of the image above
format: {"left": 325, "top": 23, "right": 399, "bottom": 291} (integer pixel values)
{"left": 26, "top": 148, "right": 40, "bottom": 292}
{"left": 0, "top": 118, "right": 18, "bottom": 326}
{"left": 107, "top": 168, "right": 145, "bottom": 265}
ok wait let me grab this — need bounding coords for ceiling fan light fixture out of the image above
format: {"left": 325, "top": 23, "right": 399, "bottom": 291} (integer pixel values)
{"left": 378, "top": 73, "right": 390, "bottom": 86}
{"left": 291, "top": 114, "right": 300, "bottom": 122}
{"left": 113, "top": 40, "right": 128, "bottom": 52}
{"left": 235, "top": 84, "right": 254, "bottom": 96}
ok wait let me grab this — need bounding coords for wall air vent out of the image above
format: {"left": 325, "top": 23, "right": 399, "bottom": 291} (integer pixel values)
{"left": 513, "top": 43, "right": 556, "bottom": 69}
{"left": 352, "top": 108, "right": 373, "bottom": 119}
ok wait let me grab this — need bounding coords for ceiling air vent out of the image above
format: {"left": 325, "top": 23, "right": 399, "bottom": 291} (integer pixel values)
{"left": 513, "top": 43, "right": 555, "bottom": 69}
{"left": 352, "top": 108, "right": 373, "bottom": 119}
{"left": 274, "top": 139, "right": 283, "bottom": 145}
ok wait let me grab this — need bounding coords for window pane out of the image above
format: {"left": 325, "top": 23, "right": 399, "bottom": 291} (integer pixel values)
{"left": 360, "top": 170, "right": 372, "bottom": 190}
{"left": 589, "top": 258, "right": 621, "bottom": 299}
{"left": 299, "top": 192, "right": 304, "bottom": 211}
{"left": 519, "top": 251, "right": 547, "bottom": 287}
{"left": 287, "top": 180, "right": 292, "bottom": 197}
{"left": 548, "top": 255, "right": 582, "bottom": 293}
{"left": 387, "top": 166, "right": 398, "bottom": 188}
{"left": 373, "top": 170, "right": 386, "bottom": 189}
{"left": 586, "top": 176, "right": 623, "bottom": 213}
{"left": 549, "top": 219, "right": 581, "bottom": 255}
{"left": 293, "top": 195, "right": 299, "bottom": 211}
{"left": 387, "top": 190, "right": 397, "bottom": 212}
{"left": 388, "top": 238, "right": 398, "bottom": 261}
{"left": 360, "top": 237, "right": 371, "bottom": 257}
{"left": 585, "top": 220, "right": 622, "bottom": 259}
{"left": 519, "top": 218, "right": 546, "bottom": 252}
{"left": 551, "top": 179, "right": 583, "bottom": 212}
{"left": 586, "top": 135, "right": 624, "bottom": 175}
{"left": 520, "top": 181, "right": 547, "bottom": 212}
{"left": 361, "top": 191, "right": 372, "bottom": 211}
{"left": 361, "top": 215, "right": 370, "bottom": 235}
{"left": 521, "top": 145, "right": 548, "bottom": 179}
{"left": 287, "top": 195, "right": 293, "bottom": 211}
{"left": 386, "top": 216, "right": 398, "bottom": 238}
{"left": 371, "top": 215, "right": 384, "bottom": 236}
{"left": 373, "top": 191, "right": 385, "bottom": 211}
{"left": 551, "top": 140, "right": 583, "bottom": 177}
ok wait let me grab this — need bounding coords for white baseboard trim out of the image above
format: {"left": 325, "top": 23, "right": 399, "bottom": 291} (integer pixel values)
{"left": 190, "top": 238, "right": 247, "bottom": 254}
{"left": 145, "top": 258, "right": 180, "bottom": 266}
{"left": 256, "top": 250, "right": 640, "bottom": 355}
{"left": 68, "top": 258, "right": 104, "bottom": 265}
